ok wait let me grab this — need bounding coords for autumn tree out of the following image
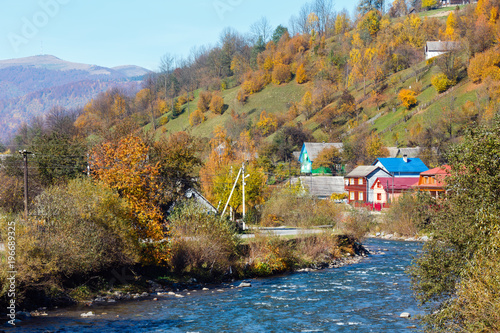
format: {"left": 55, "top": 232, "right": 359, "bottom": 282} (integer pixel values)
{"left": 151, "top": 132, "right": 202, "bottom": 207}
{"left": 349, "top": 47, "right": 377, "bottom": 95}
{"left": 272, "top": 63, "right": 292, "bottom": 84}
{"left": 421, "top": 0, "right": 438, "bottom": 10}
{"left": 210, "top": 92, "right": 225, "bottom": 114}
{"left": 296, "top": 63, "right": 309, "bottom": 83}
{"left": 91, "top": 135, "right": 167, "bottom": 264}
{"left": 365, "top": 132, "right": 389, "bottom": 161}
{"left": 312, "top": 146, "right": 342, "bottom": 174}
{"left": 300, "top": 91, "right": 315, "bottom": 119}
{"left": 256, "top": 110, "right": 278, "bottom": 135}
{"left": 200, "top": 126, "right": 235, "bottom": 203}
{"left": 398, "top": 88, "right": 417, "bottom": 109}
{"left": 213, "top": 162, "right": 267, "bottom": 217}
{"left": 189, "top": 109, "right": 205, "bottom": 126}
{"left": 197, "top": 90, "right": 212, "bottom": 112}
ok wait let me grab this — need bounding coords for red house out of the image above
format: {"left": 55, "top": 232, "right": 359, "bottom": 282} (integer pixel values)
{"left": 345, "top": 166, "right": 390, "bottom": 203}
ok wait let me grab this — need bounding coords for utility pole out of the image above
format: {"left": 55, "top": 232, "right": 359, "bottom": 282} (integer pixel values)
{"left": 18, "top": 150, "right": 32, "bottom": 222}
{"left": 242, "top": 162, "right": 246, "bottom": 220}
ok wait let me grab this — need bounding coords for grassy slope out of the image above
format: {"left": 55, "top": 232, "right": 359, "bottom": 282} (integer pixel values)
{"left": 157, "top": 81, "right": 307, "bottom": 139}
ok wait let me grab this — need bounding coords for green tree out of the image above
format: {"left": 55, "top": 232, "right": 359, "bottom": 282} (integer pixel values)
{"left": 409, "top": 115, "right": 500, "bottom": 331}
{"left": 272, "top": 25, "right": 289, "bottom": 45}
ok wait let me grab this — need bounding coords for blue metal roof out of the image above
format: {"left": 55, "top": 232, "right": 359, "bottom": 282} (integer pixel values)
{"left": 373, "top": 158, "right": 429, "bottom": 175}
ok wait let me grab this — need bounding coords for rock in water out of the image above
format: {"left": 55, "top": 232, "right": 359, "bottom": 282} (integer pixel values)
{"left": 400, "top": 312, "right": 411, "bottom": 318}
{"left": 238, "top": 282, "right": 251, "bottom": 288}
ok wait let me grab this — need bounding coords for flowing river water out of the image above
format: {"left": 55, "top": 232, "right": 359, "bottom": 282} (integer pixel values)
{"left": 9, "top": 239, "right": 423, "bottom": 332}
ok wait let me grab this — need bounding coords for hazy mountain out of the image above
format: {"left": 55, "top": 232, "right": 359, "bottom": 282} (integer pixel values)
{"left": 0, "top": 55, "right": 150, "bottom": 142}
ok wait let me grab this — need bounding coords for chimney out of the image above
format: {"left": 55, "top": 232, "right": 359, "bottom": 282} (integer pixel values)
{"left": 403, "top": 154, "right": 408, "bottom": 163}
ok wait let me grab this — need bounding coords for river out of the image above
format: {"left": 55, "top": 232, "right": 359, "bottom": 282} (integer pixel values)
{"left": 9, "top": 239, "right": 423, "bottom": 332}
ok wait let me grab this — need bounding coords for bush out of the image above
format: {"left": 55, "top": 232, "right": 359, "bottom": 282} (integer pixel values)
{"left": 168, "top": 202, "right": 240, "bottom": 278}
{"left": 261, "top": 185, "right": 343, "bottom": 227}
{"left": 189, "top": 109, "right": 205, "bottom": 126}
{"left": 247, "top": 235, "right": 295, "bottom": 276}
{"left": 383, "top": 191, "right": 434, "bottom": 237}
{"left": 197, "top": 91, "right": 212, "bottom": 112}
{"left": 338, "top": 208, "right": 372, "bottom": 240}
{"left": 241, "top": 70, "right": 270, "bottom": 94}
{"left": 209, "top": 93, "right": 225, "bottom": 114}
{"left": 272, "top": 63, "right": 292, "bottom": 84}
{"left": 398, "top": 88, "right": 417, "bottom": 109}
{"left": 431, "top": 73, "right": 452, "bottom": 93}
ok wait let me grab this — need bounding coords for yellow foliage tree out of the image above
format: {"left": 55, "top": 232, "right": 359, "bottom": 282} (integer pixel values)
{"left": 468, "top": 47, "right": 500, "bottom": 83}
{"left": 296, "top": 63, "right": 308, "bottom": 84}
{"left": 256, "top": 110, "right": 278, "bottom": 135}
{"left": 189, "top": 109, "right": 205, "bottom": 126}
{"left": 349, "top": 47, "right": 377, "bottom": 95}
{"left": 443, "top": 12, "right": 458, "bottom": 40}
{"left": 398, "top": 89, "right": 417, "bottom": 109}
{"left": 301, "top": 91, "right": 314, "bottom": 119}
{"left": 365, "top": 132, "right": 389, "bottom": 161}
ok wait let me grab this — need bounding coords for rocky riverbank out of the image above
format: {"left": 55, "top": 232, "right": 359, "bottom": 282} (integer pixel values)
{"left": 367, "top": 232, "right": 430, "bottom": 242}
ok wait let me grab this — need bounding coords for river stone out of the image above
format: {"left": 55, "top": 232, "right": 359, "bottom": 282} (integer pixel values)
{"left": 400, "top": 312, "right": 411, "bottom": 318}
{"left": 238, "top": 282, "right": 251, "bottom": 288}
{"left": 81, "top": 311, "right": 95, "bottom": 318}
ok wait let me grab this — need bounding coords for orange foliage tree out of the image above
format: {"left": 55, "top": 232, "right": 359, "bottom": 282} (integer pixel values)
{"left": 91, "top": 135, "right": 168, "bottom": 264}
{"left": 272, "top": 63, "right": 292, "bottom": 84}
{"left": 197, "top": 91, "right": 212, "bottom": 112}
{"left": 210, "top": 92, "right": 225, "bottom": 114}
{"left": 199, "top": 126, "right": 235, "bottom": 203}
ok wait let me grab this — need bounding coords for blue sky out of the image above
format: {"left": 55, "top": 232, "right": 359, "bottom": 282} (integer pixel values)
{"left": 1, "top": 0, "right": 357, "bottom": 70}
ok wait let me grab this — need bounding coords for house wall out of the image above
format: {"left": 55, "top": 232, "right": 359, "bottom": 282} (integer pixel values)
{"left": 345, "top": 177, "right": 367, "bottom": 203}
{"left": 425, "top": 51, "right": 448, "bottom": 60}
{"left": 366, "top": 169, "right": 392, "bottom": 203}
{"left": 373, "top": 186, "right": 387, "bottom": 204}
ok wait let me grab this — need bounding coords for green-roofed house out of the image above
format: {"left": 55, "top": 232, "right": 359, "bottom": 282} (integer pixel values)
{"left": 298, "top": 142, "right": 343, "bottom": 174}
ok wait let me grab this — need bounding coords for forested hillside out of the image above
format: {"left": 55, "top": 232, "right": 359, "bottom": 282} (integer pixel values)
{"left": 51, "top": 0, "right": 499, "bottom": 170}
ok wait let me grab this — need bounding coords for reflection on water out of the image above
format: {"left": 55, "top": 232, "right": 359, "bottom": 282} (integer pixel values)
{"left": 10, "top": 239, "right": 423, "bottom": 332}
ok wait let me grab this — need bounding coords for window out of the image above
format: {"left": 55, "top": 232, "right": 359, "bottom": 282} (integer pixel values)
{"left": 350, "top": 178, "right": 354, "bottom": 185}
{"left": 359, "top": 192, "right": 364, "bottom": 201}
{"left": 350, "top": 191, "right": 355, "bottom": 200}
{"left": 358, "top": 178, "right": 363, "bottom": 185}
{"left": 424, "top": 176, "right": 429, "bottom": 184}
{"left": 377, "top": 193, "right": 382, "bottom": 201}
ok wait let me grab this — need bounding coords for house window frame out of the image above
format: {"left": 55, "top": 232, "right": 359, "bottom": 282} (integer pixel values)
{"left": 350, "top": 178, "right": 354, "bottom": 185}
{"left": 350, "top": 191, "right": 355, "bottom": 200}
{"left": 359, "top": 178, "right": 363, "bottom": 185}
{"left": 359, "top": 192, "right": 364, "bottom": 201}
{"left": 377, "top": 193, "right": 382, "bottom": 201}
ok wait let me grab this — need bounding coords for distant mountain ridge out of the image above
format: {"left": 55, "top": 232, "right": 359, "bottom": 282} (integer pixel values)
{"left": 0, "top": 55, "right": 150, "bottom": 142}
